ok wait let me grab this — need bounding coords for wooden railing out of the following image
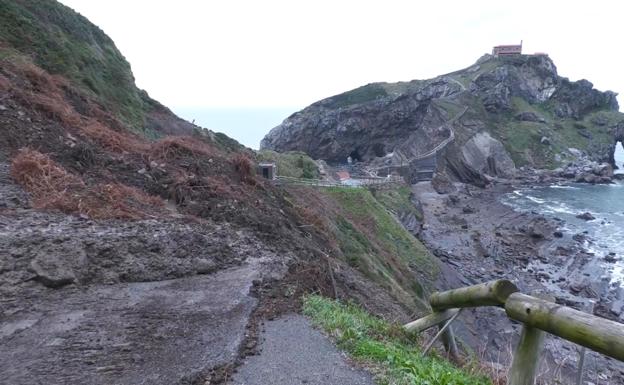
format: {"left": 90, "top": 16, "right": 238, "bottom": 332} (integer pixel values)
{"left": 274, "top": 175, "right": 404, "bottom": 188}
{"left": 404, "top": 280, "right": 624, "bottom": 385}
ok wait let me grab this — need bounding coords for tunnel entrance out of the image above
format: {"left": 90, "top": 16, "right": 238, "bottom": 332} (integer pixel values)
{"left": 349, "top": 149, "right": 362, "bottom": 163}
{"left": 372, "top": 143, "right": 386, "bottom": 158}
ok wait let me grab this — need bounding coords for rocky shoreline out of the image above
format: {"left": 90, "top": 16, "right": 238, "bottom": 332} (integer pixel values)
{"left": 412, "top": 177, "right": 624, "bottom": 384}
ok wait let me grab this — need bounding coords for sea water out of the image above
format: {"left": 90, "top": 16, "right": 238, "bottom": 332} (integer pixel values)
{"left": 502, "top": 180, "right": 624, "bottom": 284}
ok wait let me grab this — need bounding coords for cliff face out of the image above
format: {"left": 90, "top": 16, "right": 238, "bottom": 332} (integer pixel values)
{"left": 262, "top": 54, "right": 624, "bottom": 182}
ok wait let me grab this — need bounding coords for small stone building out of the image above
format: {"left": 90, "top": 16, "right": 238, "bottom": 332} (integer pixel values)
{"left": 257, "top": 163, "right": 277, "bottom": 180}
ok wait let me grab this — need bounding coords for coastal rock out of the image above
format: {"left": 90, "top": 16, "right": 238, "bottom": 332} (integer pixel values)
{"left": 569, "top": 280, "right": 599, "bottom": 298}
{"left": 593, "top": 163, "right": 613, "bottom": 177}
{"left": 526, "top": 217, "right": 550, "bottom": 239}
{"left": 460, "top": 132, "right": 516, "bottom": 178}
{"left": 575, "top": 172, "right": 599, "bottom": 184}
{"left": 576, "top": 212, "right": 596, "bottom": 221}
{"left": 515, "top": 111, "right": 546, "bottom": 123}
{"left": 431, "top": 173, "right": 456, "bottom": 194}
{"left": 398, "top": 211, "right": 423, "bottom": 236}
{"left": 462, "top": 205, "right": 476, "bottom": 214}
{"left": 195, "top": 258, "right": 217, "bottom": 274}
{"left": 604, "top": 253, "right": 618, "bottom": 263}
{"left": 572, "top": 233, "right": 588, "bottom": 242}
{"left": 551, "top": 79, "right": 619, "bottom": 119}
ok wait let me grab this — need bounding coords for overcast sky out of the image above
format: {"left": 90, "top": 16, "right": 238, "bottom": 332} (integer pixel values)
{"left": 60, "top": 0, "right": 623, "bottom": 147}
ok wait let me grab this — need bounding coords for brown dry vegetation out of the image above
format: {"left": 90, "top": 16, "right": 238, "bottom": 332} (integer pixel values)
{"left": 231, "top": 153, "right": 255, "bottom": 184}
{"left": 11, "top": 148, "right": 164, "bottom": 219}
{"left": 0, "top": 54, "right": 286, "bottom": 231}
{"left": 150, "top": 136, "right": 219, "bottom": 162}
{"left": 2, "top": 54, "right": 147, "bottom": 154}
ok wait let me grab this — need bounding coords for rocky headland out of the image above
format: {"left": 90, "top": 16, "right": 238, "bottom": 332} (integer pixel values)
{"left": 263, "top": 54, "right": 624, "bottom": 186}
{"left": 261, "top": 52, "right": 624, "bottom": 382}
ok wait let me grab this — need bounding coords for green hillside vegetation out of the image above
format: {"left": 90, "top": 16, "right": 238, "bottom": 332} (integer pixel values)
{"left": 303, "top": 295, "right": 491, "bottom": 385}
{"left": 258, "top": 150, "right": 319, "bottom": 179}
{"left": 323, "top": 187, "right": 435, "bottom": 311}
{"left": 488, "top": 97, "right": 617, "bottom": 168}
{"left": 325, "top": 83, "right": 388, "bottom": 108}
{"left": 0, "top": 0, "right": 151, "bottom": 132}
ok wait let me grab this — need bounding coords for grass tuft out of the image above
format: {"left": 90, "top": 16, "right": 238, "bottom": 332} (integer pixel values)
{"left": 303, "top": 295, "right": 491, "bottom": 385}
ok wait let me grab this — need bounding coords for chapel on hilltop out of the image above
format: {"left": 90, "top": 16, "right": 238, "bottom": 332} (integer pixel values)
{"left": 492, "top": 41, "right": 522, "bottom": 56}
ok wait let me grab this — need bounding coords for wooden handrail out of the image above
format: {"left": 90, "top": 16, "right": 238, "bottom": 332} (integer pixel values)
{"left": 429, "top": 279, "right": 518, "bottom": 310}
{"left": 404, "top": 279, "right": 624, "bottom": 385}
{"left": 404, "top": 308, "right": 459, "bottom": 333}
{"left": 505, "top": 293, "right": 624, "bottom": 362}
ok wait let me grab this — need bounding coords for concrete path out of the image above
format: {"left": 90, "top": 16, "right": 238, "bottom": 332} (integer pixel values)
{"left": 231, "top": 314, "right": 375, "bottom": 385}
{"left": 1, "top": 264, "right": 259, "bottom": 385}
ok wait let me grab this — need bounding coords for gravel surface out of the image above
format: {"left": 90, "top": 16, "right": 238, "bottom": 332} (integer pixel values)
{"left": 231, "top": 314, "right": 375, "bottom": 385}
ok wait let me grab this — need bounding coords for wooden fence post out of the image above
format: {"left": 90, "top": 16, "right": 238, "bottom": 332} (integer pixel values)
{"left": 507, "top": 323, "right": 545, "bottom": 385}
{"left": 440, "top": 325, "right": 460, "bottom": 362}
{"left": 507, "top": 293, "right": 554, "bottom": 385}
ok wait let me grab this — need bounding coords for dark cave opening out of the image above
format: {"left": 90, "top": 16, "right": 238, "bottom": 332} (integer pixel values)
{"left": 349, "top": 149, "right": 362, "bottom": 162}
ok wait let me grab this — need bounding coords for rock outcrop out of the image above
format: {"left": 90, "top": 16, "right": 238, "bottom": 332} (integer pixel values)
{"left": 460, "top": 132, "right": 516, "bottom": 178}
{"left": 262, "top": 54, "right": 624, "bottom": 185}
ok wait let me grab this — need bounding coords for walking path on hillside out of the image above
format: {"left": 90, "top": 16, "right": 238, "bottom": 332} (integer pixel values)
{"left": 231, "top": 314, "right": 375, "bottom": 385}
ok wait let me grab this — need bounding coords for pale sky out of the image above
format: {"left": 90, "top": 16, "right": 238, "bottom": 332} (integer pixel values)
{"left": 59, "top": 0, "right": 623, "bottom": 147}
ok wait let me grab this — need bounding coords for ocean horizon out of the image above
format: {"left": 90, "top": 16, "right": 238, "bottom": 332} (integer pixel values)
{"left": 173, "top": 107, "right": 301, "bottom": 150}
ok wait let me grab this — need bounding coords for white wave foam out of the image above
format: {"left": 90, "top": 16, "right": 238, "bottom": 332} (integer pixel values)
{"left": 549, "top": 185, "right": 580, "bottom": 190}
{"left": 525, "top": 195, "right": 545, "bottom": 204}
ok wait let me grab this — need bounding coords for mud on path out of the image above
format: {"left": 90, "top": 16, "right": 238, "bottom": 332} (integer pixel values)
{"left": 0, "top": 159, "right": 295, "bottom": 384}
{"left": 1, "top": 265, "right": 262, "bottom": 385}
{"left": 0, "top": 160, "right": 400, "bottom": 385}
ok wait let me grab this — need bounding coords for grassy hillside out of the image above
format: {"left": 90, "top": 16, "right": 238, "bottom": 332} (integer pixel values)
{"left": 0, "top": 0, "right": 153, "bottom": 132}
{"left": 487, "top": 97, "right": 618, "bottom": 168}
{"left": 304, "top": 295, "right": 491, "bottom": 385}
{"left": 288, "top": 185, "right": 436, "bottom": 313}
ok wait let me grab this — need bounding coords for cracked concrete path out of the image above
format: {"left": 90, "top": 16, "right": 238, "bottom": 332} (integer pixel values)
{"left": 231, "top": 314, "right": 375, "bottom": 385}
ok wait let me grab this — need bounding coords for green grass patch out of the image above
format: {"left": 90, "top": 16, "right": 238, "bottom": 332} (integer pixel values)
{"left": 323, "top": 187, "right": 435, "bottom": 311}
{"left": 325, "top": 83, "right": 388, "bottom": 108}
{"left": 257, "top": 150, "right": 319, "bottom": 179}
{"left": 484, "top": 97, "right": 621, "bottom": 169}
{"left": 303, "top": 295, "right": 491, "bottom": 385}
{"left": 370, "top": 186, "right": 423, "bottom": 221}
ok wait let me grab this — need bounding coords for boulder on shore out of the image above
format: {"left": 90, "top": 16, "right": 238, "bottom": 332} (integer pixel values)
{"left": 576, "top": 212, "right": 595, "bottom": 221}
{"left": 431, "top": 173, "right": 457, "bottom": 194}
